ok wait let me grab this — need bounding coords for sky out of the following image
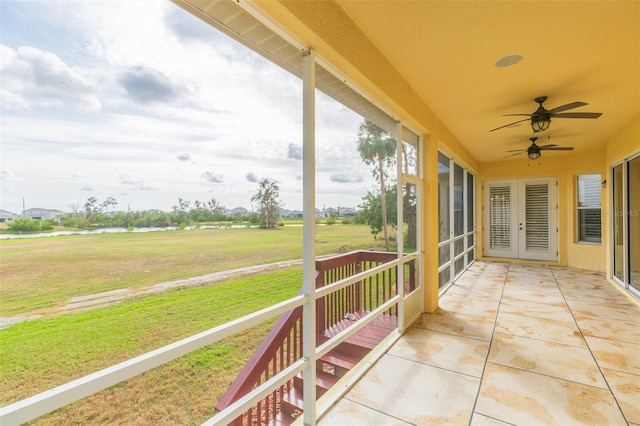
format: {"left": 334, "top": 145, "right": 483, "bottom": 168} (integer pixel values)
{"left": 0, "top": 0, "right": 380, "bottom": 215}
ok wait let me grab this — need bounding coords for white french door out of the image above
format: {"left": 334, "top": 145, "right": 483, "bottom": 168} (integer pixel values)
{"left": 484, "top": 178, "right": 558, "bottom": 261}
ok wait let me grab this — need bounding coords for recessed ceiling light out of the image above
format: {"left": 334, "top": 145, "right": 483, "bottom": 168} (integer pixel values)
{"left": 495, "top": 54, "right": 523, "bottom": 68}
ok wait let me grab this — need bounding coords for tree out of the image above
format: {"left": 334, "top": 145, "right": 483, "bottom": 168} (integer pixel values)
{"left": 251, "top": 178, "right": 281, "bottom": 228}
{"left": 357, "top": 120, "right": 396, "bottom": 251}
{"left": 358, "top": 186, "right": 397, "bottom": 241}
{"left": 84, "top": 196, "right": 117, "bottom": 224}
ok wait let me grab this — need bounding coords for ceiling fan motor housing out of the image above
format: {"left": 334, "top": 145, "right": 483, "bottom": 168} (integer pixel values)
{"left": 531, "top": 99, "right": 551, "bottom": 132}
{"left": 527, "top": 143, "right": 542, "bottom": 159}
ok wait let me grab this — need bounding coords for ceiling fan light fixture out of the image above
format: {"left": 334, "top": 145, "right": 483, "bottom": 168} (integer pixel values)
{"left": 528, "top": 150, "right": 541, "bottom": 160}
{"left": 531, "top": 115, "right": 550, "bottom": 132}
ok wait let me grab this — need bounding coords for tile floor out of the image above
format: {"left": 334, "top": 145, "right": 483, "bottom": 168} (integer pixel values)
{"left": 319, "top": 261, "right": 640, "bottom": 426}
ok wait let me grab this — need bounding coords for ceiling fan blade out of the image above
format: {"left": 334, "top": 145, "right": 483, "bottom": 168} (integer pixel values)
{"left": 538, "top": 144, "right": 558, "bottom": 148}
{"left": 502, "top": 113, "right": 533, "bottom": 117}
{"left": 540, "top": 146, "right": 575, "bottom": 151}
{"left": 502, "top": 152, "right": 524, "bottom": 159}
{"left": 505, "top": 149, "right": 527, "bottom": 152}
{"left": 548, "top": 101, "right": 587, "bottom": 114}
{"left": 489, "top": 118, "right": 530, "bottom": 132}
{"left": 552, "top": 112, "right": 602, "bottom": 119}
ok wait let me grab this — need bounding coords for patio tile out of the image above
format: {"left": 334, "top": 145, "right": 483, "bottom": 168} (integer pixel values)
{"left": 416, "top": 309, "right": 495, "bottom": 341}
{"left": 584, "top": 335, "right": 640, "bottom": 375}
{"left": 495, "top": 311, "right": 586, "bottom": 348}
{"left": 565, "top": 298, "right": 640, "bottom": 323}
{"left": 438, "top": 292, "right": 500, "bottom": 318}
{"left": 320, "top": 262, "right": 639, "bottom": 425}
{"left": 388, "top": 326, "right": 490, "bottom": 377}
{"left": 498, "top": 296, "right": 574, "bottom": 322}
{"left": 501, "top": 286, "right": 565, "bottom": 304}
{"left": 319, "top": 399, "right": 411, "bottom": 425}
{"left": 344, "top": 354, "right": 480, "bottom": 425}
{"left": 444, "top": 283, "right": 503, "bottom": 301}
{"left": 470, "top": 413, "right": 513, "bottom": 425}
{"left": 488, "top": 333, "right": 607, "bottom": 388}
{"left": 475, "top": 363, "right": 627, "bottom": 425}
{"left": 601, "top": 368, "right": 640, "bottom": 424}
{"left": 575, "top": 315, "right": 640, "bottom": 344}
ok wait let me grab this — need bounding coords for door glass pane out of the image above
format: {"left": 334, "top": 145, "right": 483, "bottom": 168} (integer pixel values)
{"left": 629, "top": 157, "right": 640, "bottom": 290}
{"left": 525, "top": 183, "right": 549, "bottom": 252}
{"left": 454, "top": 238, "right": 464, "bottom": 256}
{"left": 438, "top": 266, "right": 450, "bottom": 288}
{"left": 438, "top": 153, "right": 450, "bottom": 242}
{"left": 467, "top": 173, "right": 474, "bottom": 232}
{"left": 454, "top": 257, "right": 464, "bottom": 277}
{"left": 454, "top": 164, "right": 464, "bottom": 237}
{"left": 439, "top": 244, "right": 450, "bottom": 267}
{"left": 489, "top": 185, "right": 511, "bottom": 249}
{"left": 613, "top": 163, "right": 625, "bottom": 282}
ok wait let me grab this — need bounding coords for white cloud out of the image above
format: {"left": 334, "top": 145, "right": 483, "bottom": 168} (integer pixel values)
{"left": 0, "top": 44, "right": 101, "bottom": 111}
{"left": 330, "top": 174, "right": 363, "bottom": 183}
{"left": 287, "top": 144, "right": 302, "bottom": 160}
{"left": 202, "top": 171, "right": 224, "bottom": 183}
{"left": 0, "top": 0, "right": 377, "bottom": 214}
{"left": 119, "top": 65, "right": 183, "bottom": 104}
{"left": 0, "top": 170, "right": 15, "bottom": 180}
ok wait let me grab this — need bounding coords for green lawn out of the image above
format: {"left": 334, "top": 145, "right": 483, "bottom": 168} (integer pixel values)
{"left": 0, "top": 268, "right": 302, "bottom": 424}
{"left": 0, "top": 224, "right": 378, "bottom": 316}
{"left": 0, "top": 224, "right": 382, "bottom": 423}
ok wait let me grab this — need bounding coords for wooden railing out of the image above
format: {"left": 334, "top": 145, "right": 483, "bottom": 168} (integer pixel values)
{"left": 216, "top": 250, "right": 415, "bottom": 425}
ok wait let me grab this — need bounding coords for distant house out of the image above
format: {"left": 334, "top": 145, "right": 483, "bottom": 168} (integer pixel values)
{"left": 23, "top": 208, "right": 65, "bottom": 220}
{"left": 0, "top": 209, "right": 19, "bottom": 223}
{"left": 317, "top": 207, "right": 357, "bottom": 218}
{"left": 339, "top": 207, "right": 357, "bottom": 217}
{"left": 280, "top": 208, "right": 303, "bottom": 218}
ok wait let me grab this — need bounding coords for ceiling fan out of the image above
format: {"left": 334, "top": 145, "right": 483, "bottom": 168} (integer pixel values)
{"left": 504, "top": 137, "right": 574, "bottom": 160}
{"left": 490, "top": 96, "right": 602, "bottom": 133}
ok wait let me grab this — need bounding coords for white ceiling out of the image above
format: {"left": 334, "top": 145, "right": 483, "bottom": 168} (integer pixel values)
{"left": 338, "top": 1, "right": 639, "bottom": 163}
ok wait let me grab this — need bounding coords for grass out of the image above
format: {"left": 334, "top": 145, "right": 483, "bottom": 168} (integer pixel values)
{"left": 0, "top": 223, "right": 382, "bottom": 423}
{"left": 0, "top": 267, "right": 302, "bottom": 424}
{"left": 0, "top": 224, "right": 378, "bottom": 316}
{"left": 0, "top": 225, "right": 374, "bottom": 424}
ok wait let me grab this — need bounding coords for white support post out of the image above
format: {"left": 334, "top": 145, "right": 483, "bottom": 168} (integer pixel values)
{"left": 418, "top": 135, "right": 425, "bottom": 314}
{"left": 301, "top": 48, "right": 317, "bottom": 426}
{"left": 395, "top": 121, "right": 405, "bottom": 333}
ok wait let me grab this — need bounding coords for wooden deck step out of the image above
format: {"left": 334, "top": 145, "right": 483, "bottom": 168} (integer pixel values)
{"left": 278, "top": 313, "right": 397, "bottom": 424}
{"left": 293, "top": 369, "right": 339, "bottom": 396}
{"left": 267, "top": 412, "right": 293, "bottom": 426}
{"left": 279, "top": 388, "right": 304, "bottom": 419}
{"left": 323, "top": 311, "right": 397, "bottom": 352}
{"left": 318, "top": 352, "right": 358, "bottom": 377}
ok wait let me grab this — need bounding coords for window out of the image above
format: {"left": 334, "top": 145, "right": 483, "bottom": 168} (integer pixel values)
{"left": 577, "top": 174, "right": 602, "bottom": 243}
{"left": 437, "top": 152, "right": 475, "bottom": 289}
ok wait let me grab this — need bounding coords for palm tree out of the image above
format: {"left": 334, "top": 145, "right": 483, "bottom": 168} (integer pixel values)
{"left": 357, "top": 120, "right": 397, "bottom": 251}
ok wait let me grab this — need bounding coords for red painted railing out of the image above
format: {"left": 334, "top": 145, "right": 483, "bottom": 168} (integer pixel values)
{"left": 216, "top": 250, "right": 415, "bottom": 425}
